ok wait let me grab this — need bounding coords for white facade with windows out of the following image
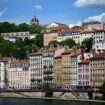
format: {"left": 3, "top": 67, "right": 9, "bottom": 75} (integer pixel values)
{"left": 0, "top": 60, "right": 8, "bottom": 89}
{"left": 58, "top": 31, "right": 80, "bottom": 44}
{"left": 80, "top": 30, "right": 105, "bottom": 44}
{"left": 70, "top": 55, "right": 78, "bottom": 90}
{"left": 92, "top": 42, "right": 105, "bottom": 53}
{"left": 7, "top": 60, "right": 30, "bottom": 89}
{"left": 29, "top": 52, "right": 43, "bottom": 89}
{"left": 43, "top": 50, "right": 55, "bottom": 88}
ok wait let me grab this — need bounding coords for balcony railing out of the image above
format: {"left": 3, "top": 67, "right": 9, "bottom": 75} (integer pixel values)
{"left": 44, "top": 76, "right": 53, "bottom": 80}
{"left": 44, "top": 70, "right": 53, "bottom": 74}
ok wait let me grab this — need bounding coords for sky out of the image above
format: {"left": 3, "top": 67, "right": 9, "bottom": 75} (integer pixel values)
{"left": 0, "top": 0, "right": 105, "bottom": 27}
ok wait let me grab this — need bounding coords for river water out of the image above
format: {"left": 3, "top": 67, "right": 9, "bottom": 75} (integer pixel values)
{"left": 0, "top": 98, "right": 104, "bottom": 105}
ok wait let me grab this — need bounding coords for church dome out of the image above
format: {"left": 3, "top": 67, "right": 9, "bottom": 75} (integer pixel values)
{"left": 31, "top": 16, "right": 39, "bottom": 25}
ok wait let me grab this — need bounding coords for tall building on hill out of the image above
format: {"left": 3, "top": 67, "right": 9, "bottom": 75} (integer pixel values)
{"left": 82, "top": 21, "right": 105, "bottom": 31}
{"left": 44, "top": 22, "right": 69, "bottom": 46}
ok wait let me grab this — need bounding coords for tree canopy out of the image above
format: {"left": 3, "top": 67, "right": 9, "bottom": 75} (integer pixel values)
{"left": 101, "top": 81, "right": 105, "bottom": 100}
{"left": 48, "top": 40, "right": 59, "bottom": 47}
{"left": 0, "top": 21, "right": 44, "bottom": 59}
{"left": 81, "top": 37, "right": 94, "bottom": 52}
{"left": 48, "top": 38, "right": 76, "bottom": 48}
{"left": 0, "top": 21, "right": 43, "bottom": 34}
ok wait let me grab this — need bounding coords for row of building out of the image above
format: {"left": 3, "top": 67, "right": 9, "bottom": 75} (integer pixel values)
{"left": 0, "top": 46, "right": 105, "bottom": 90}
{"left": 44, "top": 22, "right": 105, "bottom": 52}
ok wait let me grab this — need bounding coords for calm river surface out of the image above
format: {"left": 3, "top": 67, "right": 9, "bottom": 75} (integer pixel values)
{"left": 0, "top": 98, "right": 104, "bottom": 105}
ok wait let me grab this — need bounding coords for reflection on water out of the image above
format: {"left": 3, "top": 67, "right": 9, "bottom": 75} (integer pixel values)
{"left": 0, "top": 98, "right": 104, "bottom": 105}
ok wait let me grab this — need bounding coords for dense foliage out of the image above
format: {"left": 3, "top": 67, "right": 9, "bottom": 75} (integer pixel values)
{"left": 0, "top": 22, "right": 43, "bottom": 34}
{"left": 101, "top": 81, "right": 105, "bottom": 100}
{"left": 48, "top": 38, "right": 76, "bottom": 48}
{"left": 43, "top": 83, "right": 53, "bottom": 97}
{"left": 81, "top": 37, "right": 94, "bottom": 52}
{"left": 87, "top": 91, "right": 93, "bottom": 99}
{"left": 0, "top": 37, "right": 40, "bottom": 59}
{"left": 0, "top": 22, "right": 44, "bottom": 59}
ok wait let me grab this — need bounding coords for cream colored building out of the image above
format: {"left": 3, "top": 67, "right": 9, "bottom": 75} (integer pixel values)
{"left": 80, "top": 30, "right": 105, "bottom": 44}
{"left": 44, "top": 22, "right": 69, "bottom": 46}
{"left": 54, "top": 56, "right": 62, "bottom": 89}
{"left": 61, "top": 51, "right": 71, "bottom": 89}
{"left": 58, "top": 30, "right": 80, "bottom": 44}
{"left": 90, "top": 53, "right": 105, "bottom": 88}
{"left": 82, "top": 21, "right": 105, "bottom": 31}
{"left": 7, "top": 60, "right": 30, "bottom": 89}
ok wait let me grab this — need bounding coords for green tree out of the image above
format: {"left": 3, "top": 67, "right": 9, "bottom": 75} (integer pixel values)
{"left": 18, "top": 23, "right": 29, "bottom": 32}
{"left": 29, "top": 24, "right": 41, "bottom": 34}
{"left": 60, "top": 38, "right": 76, "bottom": 48}
{"left": 13, "top": 48, "right": 27, "bottom": 59}
{"left": 88, "top": 91, "right": 93, "bottom": 99}
{"left": 101, "top": 81, "right": 105, "bottom": 100}
{"left": 81, "top": 37, "right": 94, "bottom": 52}
{"left": 0, "top": 40, "right": 15, "bottom": 57}
{"left": 48, "top": 41, "right": 59, "bottom": 47}
{"left": 34, "top": 33, "right": 43, "bottom": 49}
{"left": 24, "top": 37, "right": 32, "bottom": 46}
{"left": 43, "top": 83, "right": 53, "bottom": 97}
{"left": 15, "top": 38, "right": 25, "bottom": 48}
{"left": 0, "top": 22, "right": 18, "bottom": 33}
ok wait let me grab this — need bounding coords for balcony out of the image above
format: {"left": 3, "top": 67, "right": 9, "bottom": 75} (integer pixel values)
{"left": 44, "top": 70, "right": 53, "bottom": 74}
{"left": 44, "top": 76, "right": 53, "bottom": 80}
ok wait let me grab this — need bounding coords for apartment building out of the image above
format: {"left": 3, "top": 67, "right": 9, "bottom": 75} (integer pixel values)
{"left": 29, "top": 51, "right": 43, "bottom": 89}
{"left": 78, "top": 60, "right": 90, "bottom": 90}
{"left": 70, "top": 50, "right": 81, "bottom": 90}
{"left": 80, "top": 30, "right": 105, "bottom": 44}
{"left": 0, "top": 58, "right": 9, "bottom": 89}
{"left": 58, "top": 30, "right": 80, "bottom": 44}
{"left": 54, "top": 56, "right": 62, "bottom": 89}
{"left": 61, "top": 50, "right": 72, "bottom": 90}
{"left": 90, "top": 53, "right": 105, "bottom": 88}
{"left": 43, "top": 48, "right": 57, "bottom": 88}
{"left": 92, "top": 42, "right": 105, "bottom": 53}
{"left": 7, "top": 60, "right": 30, "bottom": 89}
{"left": 1, "top": 32, "right": 30, "bottom": 36}
{"left": 44, "top": 22, "right": 69, "bottom": 46}
{"left": 82, "top": 21, "right": 105, "bottom": 31}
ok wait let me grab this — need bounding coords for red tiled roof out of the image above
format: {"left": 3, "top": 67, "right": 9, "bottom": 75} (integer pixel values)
{"left": 78, "top": 60, "right": 89, "bottom": 64}
{"left": 81, "top": 30, "right": 105, "bottom": 34}
{"left": 59, "top": 29, "right": 80, "bottom": 33}
{"left": 0, "top": 57, "right": 10, "bottom": 62}
{"left": 10, "top": 60, "right": 28, "bottom": 64}
{"left": 54, "top": 55, "right": 62, "bottom": 59}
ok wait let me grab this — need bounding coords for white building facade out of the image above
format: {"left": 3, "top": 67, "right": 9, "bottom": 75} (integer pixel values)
{"left": 58, "top": 30, "right": 80, "bottom": 44}
{"left": 29, "top": 52, "right": 43, "bottom": 89}
{"left": 7, "top": 60, "right": 30, "bottom": 89}
{"left": 0, "top": 59, "right": 8, "bottom": 89}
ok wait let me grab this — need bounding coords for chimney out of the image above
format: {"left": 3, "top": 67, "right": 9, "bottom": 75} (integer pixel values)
{"left": 91, "top": 48, "right": 96, "bottom": 55}
{"left": 72, "top": 46, "right": 77, "bottom": 55}
{"left": 81, "top": 48, "right": 84, "bottom": 60}
{"left": 64, "top": 45, "right": 69, "bottom": 51}
{"left": 97, "top": 49, "right": 101, "bottom": 55}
